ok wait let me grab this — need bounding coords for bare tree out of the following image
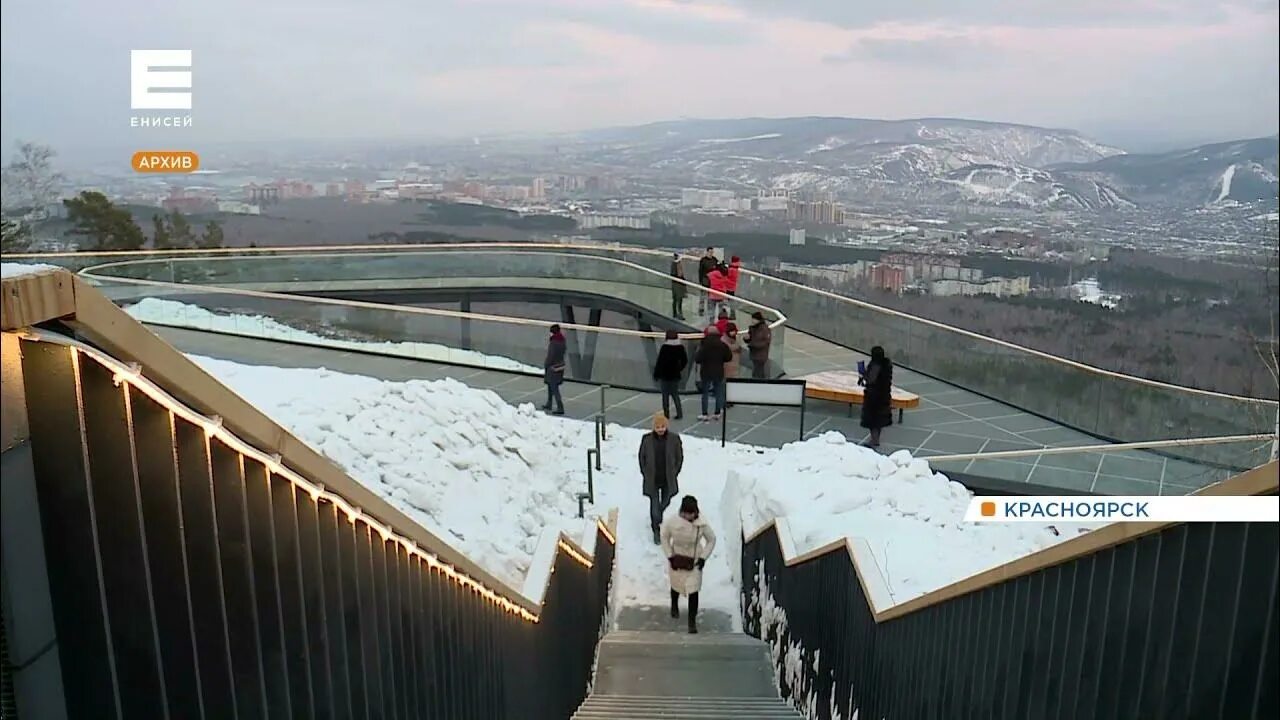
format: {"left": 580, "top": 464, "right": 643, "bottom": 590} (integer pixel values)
{"left": 1, "top": 141, "right": 64, "bottom": 217}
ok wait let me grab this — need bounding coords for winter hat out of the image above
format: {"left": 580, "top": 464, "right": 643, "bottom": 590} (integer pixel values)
{"left": 679, "top": 495, "right": 700, "bottom": 516}
{"left": 653, "top": 412, "right": 669, "bottom": 431}
{"left": 751, "top": 311, "right": 764, "bottom": 321}
{"left": 718, "top": 308, "right": 730, "bottom": 318}
{"left": 731, "top": 255, "right": 740, "bottom": 263}
{"left": 665, "top": 329, "right": 679, "bottom": 340}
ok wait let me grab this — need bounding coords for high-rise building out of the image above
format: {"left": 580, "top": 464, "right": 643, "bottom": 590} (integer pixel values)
{"left": 868, "top": 264, "right": 906, "bottom": 294}
{"left": 531, "top": 177, "right": 546, "bottom": 200}
{"left": 789, "top": 228, "right": 806, "bottom": 246}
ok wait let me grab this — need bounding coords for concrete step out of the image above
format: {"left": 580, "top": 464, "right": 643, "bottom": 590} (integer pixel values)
{"left": 573, "top": 694, "right": 801, "bottom": 719}
{"left": 593, "top": 630, "right": 778, "bottom": 698}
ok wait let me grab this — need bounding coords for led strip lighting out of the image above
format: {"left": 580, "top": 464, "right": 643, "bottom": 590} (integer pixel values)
{"left": 19, "top": 329, "right": 617, "bottom": 623}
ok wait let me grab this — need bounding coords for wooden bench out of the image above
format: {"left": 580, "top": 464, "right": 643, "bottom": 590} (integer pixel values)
{"left": 800, "top": 370, "right": 921, "bottom": 423}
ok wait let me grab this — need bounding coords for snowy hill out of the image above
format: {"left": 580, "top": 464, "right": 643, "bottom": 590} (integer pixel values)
{"left": 571, "top": 116, "right": 1130, "bottom": 210}
{"left": 1052, "top": 135, "right": 1279, "bottom": 207}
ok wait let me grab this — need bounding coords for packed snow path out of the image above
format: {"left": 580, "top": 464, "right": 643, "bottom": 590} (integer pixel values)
{"left": 195, "top": 356, "right": 1079, "bottom": 624}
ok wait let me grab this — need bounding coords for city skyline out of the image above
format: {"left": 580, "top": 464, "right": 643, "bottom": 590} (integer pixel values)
{"left": 1, "top": 0, "right": 1277, "bottom": 154}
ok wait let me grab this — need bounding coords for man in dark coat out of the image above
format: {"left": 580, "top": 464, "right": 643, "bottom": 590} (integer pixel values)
{"left": 653, "top": 329, "right": 689, "bottom": 419}
{"left": 543, "top": 324, "right": 567, "bottom": 415}
{"left": 694, "top": 326, "right": 733, "bottom": 420}
{"left": 697, "top": 247, "right": 718, "bottom": 315}
{"left": 639, "top": 413, "right": 684, "bottom": 543}
{"left": 745, "top": 311, "right": 772, "bottom": 379}
{"left": 860, "top": 345, "right": 893, "bottom": 447}
{"left": 669, "top": 253, "right": 688, "bottom": 320}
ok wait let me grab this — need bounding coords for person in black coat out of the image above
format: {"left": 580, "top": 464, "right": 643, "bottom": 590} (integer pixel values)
{"left": 653, "top": 329, "right": 689, "bottom": 419}
{"left": 860, "top": 346, "right": 893, "bottom": 447}
{"left": 669, "top": 253, "right": 688, "bottom": 320}
{"left": 543, "top": 325, "right": 567, "bottom": 415}
{"left": 694, "top": 326, "right": 733, "bottom": 420}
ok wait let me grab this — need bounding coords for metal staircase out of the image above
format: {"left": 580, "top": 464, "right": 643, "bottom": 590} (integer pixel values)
{"left": 572, "top": 608, "right": 801, "bottom": 720}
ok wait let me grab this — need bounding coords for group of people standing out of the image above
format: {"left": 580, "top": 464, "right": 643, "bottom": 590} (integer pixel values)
{"left": 652, "top": 310, "right": 772, "bottom": 421}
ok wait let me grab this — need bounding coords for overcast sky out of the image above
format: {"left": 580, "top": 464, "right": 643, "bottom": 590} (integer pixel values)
{"left": 1, "top": 0, "right": 1276, "bottom": 155}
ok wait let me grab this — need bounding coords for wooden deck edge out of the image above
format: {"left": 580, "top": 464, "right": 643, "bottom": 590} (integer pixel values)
{"left": 1, "top": 267, "right": 76, "bottom": 331}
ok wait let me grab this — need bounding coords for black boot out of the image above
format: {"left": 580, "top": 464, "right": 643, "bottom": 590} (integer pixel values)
{"left": 688, "top": 592, "right": 699, "bottom": 633}
{"left": 670, "top": 590, "right": 680, "bottom": 619}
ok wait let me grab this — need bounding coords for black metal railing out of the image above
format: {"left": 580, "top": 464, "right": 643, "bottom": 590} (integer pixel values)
{"left": 741, "top": 512, "right": 1279, "bottom": 720}
{"left": 8, "top": 336, "right": 615, "bottom": 719}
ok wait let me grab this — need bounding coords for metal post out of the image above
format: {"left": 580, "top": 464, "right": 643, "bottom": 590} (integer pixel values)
{"left": 800, "top": 395, "right": 807, "bottom": 441}
{"left": 721, "top": 403, "right": 728, "bottom": 448}
{"left": 576, "top": 493, "right": 586, "bottom": 519}
{"left": 598, "top": 385, "right": 609, "bottom": 439}
{"left": 594, "top": 417, "right": 603, "bottom": 470}
{"left": 586, "top": 450, "right": 597, "bottom": 503}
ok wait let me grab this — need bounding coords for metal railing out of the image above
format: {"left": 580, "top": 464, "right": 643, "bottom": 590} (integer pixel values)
{"left": 739, "top": 463, "right": 1279, "bottom": 719}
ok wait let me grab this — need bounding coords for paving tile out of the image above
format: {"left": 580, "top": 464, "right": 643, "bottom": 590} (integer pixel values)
{"left": 919, "top": 432, "right": 989, "bottom": 455}
{"left": 965, "top": 459, "right": 1036, "bottom": 483}
{"left": 986, "top": 414, "right": 1065, "bottom": 433}
{"left": 1020, "top": 426, "right": 1100, "bottom": 447}
{"left": 1092, "top": 475, "right": 1162, "bottom": 495}
{"left": 1099, "top": 453, "right": 1164, "bottom": 482}
{"left": 1036, "top": 452, "right": 1105, "bottom": 474}
{"left": 1027, "top": 466, "right": 1096, "bottom": 492}
{"left": 950, "top": 402, "right": 1021, "bottom": 420}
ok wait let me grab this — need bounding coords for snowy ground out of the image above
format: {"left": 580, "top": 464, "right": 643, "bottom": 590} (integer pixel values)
{"left": 193, "top": 357, "right": 1080, "bottom": 625}
{"left": 128, "top": 298, "right": 540, "bottom": 374}
{"left": 1, "top": 262, "right": 61, "bottom": 279}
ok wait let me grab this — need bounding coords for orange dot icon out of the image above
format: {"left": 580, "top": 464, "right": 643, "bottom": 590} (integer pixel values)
{"left": 981, "top": 501, "right": 996, "bottom": 517}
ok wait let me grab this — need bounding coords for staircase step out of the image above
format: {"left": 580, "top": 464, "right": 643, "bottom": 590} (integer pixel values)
{"left": 603, "top": 630, "right": 763, "bottom": 645}
{"left": 573, "top": 694, "right": 802, "bottom": 719}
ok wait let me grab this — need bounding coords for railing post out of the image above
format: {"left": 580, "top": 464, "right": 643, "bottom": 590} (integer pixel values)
{"left": 586, "top": 449, "right": 597, "bottom": 503}
{"left": 577, "top": 493, "right": 587, "bottom": 519}
{"left": 594, "top": 416, "right": 603, "bottom": 470}
{"left": 598, "top": 385, "right": 608, "bottom": 439}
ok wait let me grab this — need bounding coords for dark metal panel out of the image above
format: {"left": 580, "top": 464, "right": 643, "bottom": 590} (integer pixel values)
{"left": 172, "top": 420, "right": 236, "bottom": 717}
{"left": 1221, "top": 523, "right": 1279, "bottom": 719}
{"left": 1055, "top": 554, "right": 1095, "bottom": 719}
{"left": 1251, "top": 553, "right": 1279, "bottom": 720}
{"left": 76, "top": 358, "right": 168, "bottom": 719}
{"left": 400, "top": 552, "right": 421, "bottom": 720}
{"left": 268, "top": 475, "right": 315, "bottom": 717}
{"left": 335, "top": 513, "right": 368, "bottom": 719}
{"left": 1184, "top": 522, "right": 1247, "bottom": 718}
{"left": 1161, "top": 523, "right": 1212, "bottom": 717}
{"left": 296, "top": 496, "right": 334, "bottom": 719}
{"left": 128, "top": 389, "right": 203, "bottom": 719}
{"left": 209, "top": 439, "right": 269, "bottom": 719}
{"left": 415, "top": 557, "right": 441, "bottom": 720}
{"left": 1089, "top": 541, "right": 1135, "bottom": 720}
{"left": 354, "top": 525, "right": 384, "bottom": 716}
{"left": 369, "top": 533, "right": 397, "bottom": 718}
{"left": 385, "top": 542, "right": 408, "bottom": 720}
{"left": 242, "top": 459, "right": 292, "bottom": 718}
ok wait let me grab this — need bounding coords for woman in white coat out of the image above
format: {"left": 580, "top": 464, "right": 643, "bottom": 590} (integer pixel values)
{"left": 660, "top": 495, "right": 717, "bottom": 634}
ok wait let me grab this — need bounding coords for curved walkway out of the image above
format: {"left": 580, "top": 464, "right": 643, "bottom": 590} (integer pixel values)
{"left": 148, "top": 325, "right": 1235, "bottom": 495}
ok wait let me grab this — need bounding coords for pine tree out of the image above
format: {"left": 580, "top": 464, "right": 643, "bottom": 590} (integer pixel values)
{"left": 63, "top": 191, "right": 144, "bottom": 251}
{"left": 199, "top": 219, "right": 224, "bottom": 249}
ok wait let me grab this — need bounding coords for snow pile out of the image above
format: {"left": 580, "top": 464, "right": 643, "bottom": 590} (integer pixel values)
{"left": 1, "top": 262, "right": 61, "bottom": 279}
{"left": 727, "top": 433, "right": 1075, "bottom": 604}
{"left": 190, "top": 356, "right": 1079, "bottom": 625}
{"left": 128, "top": 298, "right": 539, "bottom": 373}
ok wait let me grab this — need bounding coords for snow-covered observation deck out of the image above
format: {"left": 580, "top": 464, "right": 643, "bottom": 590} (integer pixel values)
{"left": 24, "top": 242, "right": 1269, "bottom": 496}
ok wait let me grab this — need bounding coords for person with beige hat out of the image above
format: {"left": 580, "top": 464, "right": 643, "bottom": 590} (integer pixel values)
{"left": 638, "top": 412, "right": 684, "bottom": 544}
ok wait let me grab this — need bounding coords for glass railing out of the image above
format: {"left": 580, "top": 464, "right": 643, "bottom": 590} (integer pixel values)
{"left": 16, "top": 243, "right": 1270, "bottom": 471}
{"left": 727, "top": 267, "right": 1274, "bottom": 470}
{"left": 74, "top": 247, "right": 788, "bottom": 387}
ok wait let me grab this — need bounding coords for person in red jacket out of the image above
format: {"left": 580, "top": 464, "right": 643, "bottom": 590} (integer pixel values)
{"left": 706, "top": 264, "right": 730, "bottom": 319}
{"left": 725, "top": 256, "right": 742, "bottom": 296}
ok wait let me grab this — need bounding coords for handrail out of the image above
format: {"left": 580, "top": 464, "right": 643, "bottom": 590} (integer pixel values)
{"left": 2, "top": 267, "right": 618, "bottom": 622}
{"left": 11, "top": 241, "right": 1270, "bottom": 404}
{"left": 740, "top": 459, "right": 1279, "bottom": 624}
{"left": 926, "top": 433, "right": 1275, "bottom": 464}
{"left": 79, "top": 247, "right": 789, "bottom": 328}
{"left": 737, "top": 264, "right": 1278, "bottom": 406}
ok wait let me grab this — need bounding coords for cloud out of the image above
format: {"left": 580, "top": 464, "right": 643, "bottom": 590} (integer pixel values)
{"left": 825, "top": 35, "right": 997, "bottom": 66}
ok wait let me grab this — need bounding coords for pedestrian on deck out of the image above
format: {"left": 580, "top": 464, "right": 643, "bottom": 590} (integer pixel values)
{"left": 707, "top": 264, "right": 730, "bottom": 320}
{"left": 661, "top": 495, "right": 717, "bottom": 634}
{"left": 669, "top": 253, "right": 687, "bottom": 320}
{"left": 640, "top": 412, "right": 683, "bottom": 544}
{"left": 860, "top": 345, "right": 894, "bottom": 447}
{"left": 725, "top": 256, "right": 742, "bottom": 297}
{"left": 653, "top": 329, "right": 689, "bottom": 420}
{"left": 694, "top": 326, "right": 733, "bottom": 421}
{"left": 542, "top": 324, "right": 567, "bottom": 415}
{"left": 697, "top": 247, "right": 718, "bottom": 314}
{"left": 714, "top": 307, "right": 737, "bottom": 336}
{"left": 723, "top": 324, "right": 742, "bottom": 380}
{"left": 746, "top": 311, "right": 773, "bottom": 379}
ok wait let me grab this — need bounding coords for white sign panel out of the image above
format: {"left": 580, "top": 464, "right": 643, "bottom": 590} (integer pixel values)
{"left": 725, "top": 379, "right": 806, "bottom": 407}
